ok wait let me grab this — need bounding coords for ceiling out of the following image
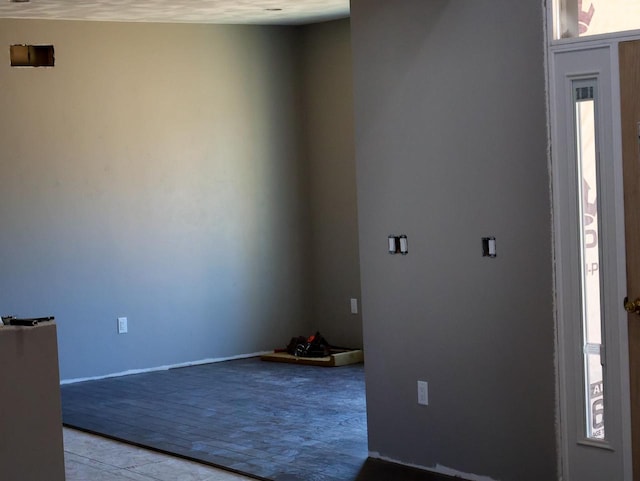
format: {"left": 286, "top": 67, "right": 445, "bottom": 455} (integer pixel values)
{"left": 0, "top": 0, "right": 350, "bottom": 25}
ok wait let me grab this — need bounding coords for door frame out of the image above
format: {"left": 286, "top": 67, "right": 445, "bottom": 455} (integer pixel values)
{"left": 547, "top": 29, "right": 634, "bottom": 481}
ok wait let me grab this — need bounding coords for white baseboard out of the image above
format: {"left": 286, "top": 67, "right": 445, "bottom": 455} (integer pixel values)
{"left": 60, "top": 351, "right": 272, "bottom": 385}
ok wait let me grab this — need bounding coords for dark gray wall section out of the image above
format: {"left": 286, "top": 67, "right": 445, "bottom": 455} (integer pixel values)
{"left": 351, "top": 1, "right": 556, "bottom": 480}
{"left": 301, "top": 19, "right": 362, "bottom": 348}
{"left": 0, "top": 20, "right": 312, "bottom": 380}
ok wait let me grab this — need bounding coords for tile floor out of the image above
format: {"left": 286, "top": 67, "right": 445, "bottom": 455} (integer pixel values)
{"left": 64, "top": 427, "right": 256, "bottom": 481}
{"left": 62, "top": 358, "right": 367, "bottom": 481}
{"left": 62, "top": 360, "right": 455, "bottom": 481}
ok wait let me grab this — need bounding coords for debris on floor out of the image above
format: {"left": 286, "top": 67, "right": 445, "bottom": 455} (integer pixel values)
{"left": 261, "top": 331, "right": 364, "bottom": 367}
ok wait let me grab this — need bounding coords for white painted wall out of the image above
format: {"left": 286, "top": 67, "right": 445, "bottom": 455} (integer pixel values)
{"left": 0, "top": 20, "right": 314, "bottom": 379}
{"left": 301, "top": 19, "right": 362, "bottom": 348}
{"left": 0, "top": 18, "right": 362, "bottom": 381}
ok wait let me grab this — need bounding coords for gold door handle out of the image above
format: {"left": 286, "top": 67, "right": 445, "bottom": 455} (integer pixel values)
{"left": 624, "top": 296, "right": 640, "bottom": 315}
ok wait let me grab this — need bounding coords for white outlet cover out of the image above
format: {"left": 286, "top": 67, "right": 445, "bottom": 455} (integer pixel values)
{"left": 350, "top": 298, "right": 358, "bottom": 314}
{"left": 118, "top": 317, "right": 128, "bottom": 334}
{"left": 418, "top": 380, "right": 429, "bottom": 405}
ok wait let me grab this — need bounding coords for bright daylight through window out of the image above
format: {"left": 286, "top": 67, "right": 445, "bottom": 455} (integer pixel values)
{"left": 554, "top": 0, "right": 640, "bottom": 39}
{"left": 575, "top": 84, "right": 605, "bottom": 441}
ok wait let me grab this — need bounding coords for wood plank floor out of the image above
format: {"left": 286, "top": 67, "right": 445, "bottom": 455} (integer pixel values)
{"left": 61, "top": 357, "right": 456, "bottom": 481}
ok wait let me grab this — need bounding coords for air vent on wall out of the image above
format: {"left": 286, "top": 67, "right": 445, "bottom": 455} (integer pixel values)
{"left": 10, "top": 45, "right": 54, "bottom": 67}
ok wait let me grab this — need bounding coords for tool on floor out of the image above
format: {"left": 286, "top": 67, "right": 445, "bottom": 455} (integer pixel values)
{"left": 286, "top": 331, "right": 331, "bottom": 357}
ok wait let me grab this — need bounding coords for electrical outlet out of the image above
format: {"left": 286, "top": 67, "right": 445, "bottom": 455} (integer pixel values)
{"left": 117, "top": 317, "right": 128, "bottom": 334}
{"left": 350, "top": 298, "right": 358, "bottom": 315}
{"left": 417, "top": 380, "right": 429, "bottom": 406}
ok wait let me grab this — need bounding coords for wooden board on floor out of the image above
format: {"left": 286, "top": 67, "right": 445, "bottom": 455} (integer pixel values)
{"left": 261, "top": 349, "right": 364, "bottom": 367}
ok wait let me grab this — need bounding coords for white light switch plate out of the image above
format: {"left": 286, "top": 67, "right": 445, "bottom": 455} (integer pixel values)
{"left": 350, "top": 298, "right": 358, "bottom": 314}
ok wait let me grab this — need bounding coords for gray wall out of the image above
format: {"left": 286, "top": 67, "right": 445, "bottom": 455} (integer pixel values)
{"left": 350, "top": 1, "right": 557, "bottom": 480}
{"left": 301, "top": 19, "right": 362, "bottom": 348}
{"left": 0, "top": 18, "right": 360, "bottom": 381}
{"left": 0, "top": 19, "right": 319, "bottom": 380}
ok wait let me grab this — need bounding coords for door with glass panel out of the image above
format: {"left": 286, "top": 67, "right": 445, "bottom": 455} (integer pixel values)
{"left": 551, "top": 2, "right": 640, "bottom": 480}
{"left": 550, "top": 46, "right": 631, "bottom": 481}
